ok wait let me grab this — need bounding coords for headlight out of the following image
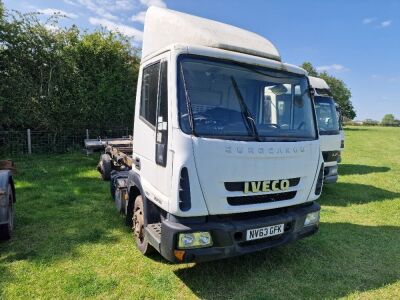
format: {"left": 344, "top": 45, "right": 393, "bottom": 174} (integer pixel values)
{"left": 177, "top": 232, "right": 213, "bottom": 249}
{"left": 304, "top": 211, "right": 320, "bottom": 227}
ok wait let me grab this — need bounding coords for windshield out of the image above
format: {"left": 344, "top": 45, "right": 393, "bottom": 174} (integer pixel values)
{"left": 178, "top": 56, "right": 317, "bottom": 141}
{"left": 314, "top": 96, "right": 340, "bottom": 135}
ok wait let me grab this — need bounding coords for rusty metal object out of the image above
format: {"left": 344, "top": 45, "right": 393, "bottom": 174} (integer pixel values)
{"left": 104, "top": 145, "right": 133, "bottom": 169}
{"left": 0, "top": 160, "right": 16, "bottom": 174}
{"left": 96, "top": 143, "right": 134, "bottom": 180}
{"left": 84, "top": 137, "right": 133, "bottom": 154}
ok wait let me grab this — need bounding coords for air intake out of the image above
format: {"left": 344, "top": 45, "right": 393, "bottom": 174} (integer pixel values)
{"left": 227, "top": 191, "right": 296, "bottom": 206}
{"left": 179, "top": 167, "right": 191, "bottom": 211}
{"left": 315, "top": 164, "right": 324, "bottom": 195}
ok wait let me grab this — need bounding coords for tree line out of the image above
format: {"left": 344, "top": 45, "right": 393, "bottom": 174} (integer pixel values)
{"left": 0, "top": 2, "right": 140, "bottom": 134}
{"left": 360, "top": 114, "right": 400, "bottom": 126}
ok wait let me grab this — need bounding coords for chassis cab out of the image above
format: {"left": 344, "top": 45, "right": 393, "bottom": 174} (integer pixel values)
{"left": 111, "top": 7, "right": 323, "bottom": 263}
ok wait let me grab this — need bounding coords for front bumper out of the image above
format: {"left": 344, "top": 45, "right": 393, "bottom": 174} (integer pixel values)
{"left": 159, "top": 202, "right": 320, "bottom": 263}
{"left": 323, "top": 165, "right": 338, "bottom": 184}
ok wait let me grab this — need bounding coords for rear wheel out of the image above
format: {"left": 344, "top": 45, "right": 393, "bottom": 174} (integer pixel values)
{"left": 0, "top": 184, "right": 14, "bottom": 240}
{"left": 99, "top": 154, "right": 112, "bottom": 181}
{"left": 132, "top": 195, "right": 154, "bottom": 255}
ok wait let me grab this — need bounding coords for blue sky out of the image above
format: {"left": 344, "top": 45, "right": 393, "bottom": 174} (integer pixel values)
{"left": 4, "top": 0, "right": 400, "bottom": 120}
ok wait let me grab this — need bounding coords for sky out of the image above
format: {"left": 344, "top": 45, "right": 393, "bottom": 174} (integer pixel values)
{"left": 4, "top": 0, "right": 400, "bottom": 121}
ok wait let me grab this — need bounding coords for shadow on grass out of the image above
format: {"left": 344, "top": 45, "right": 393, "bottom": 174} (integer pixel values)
{"left": 343, "top": 127, "right": 368, "bottom": 131}
{"left": 174, "top": 223, "right": 399, "bottom": 299}
{"left": 339, "top": 164, "right": 390, "bottom": 176}
{"left": 0, "top": 153, "right": 122, "bottom": 264}
{"left": 320, "top": 182, "right": 399, "bottom": 206}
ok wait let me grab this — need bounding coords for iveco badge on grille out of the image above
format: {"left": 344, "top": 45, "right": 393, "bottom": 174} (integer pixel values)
{"left": 244, "top": 179, "right": 290, "bottom": 193}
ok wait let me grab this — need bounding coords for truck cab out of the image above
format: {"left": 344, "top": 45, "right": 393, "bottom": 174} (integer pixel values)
{"left": 309, "top": 76, "right": 343, "bottom": 183}
{"left": 119, "top": 7, "right": 323, "bottom": 263}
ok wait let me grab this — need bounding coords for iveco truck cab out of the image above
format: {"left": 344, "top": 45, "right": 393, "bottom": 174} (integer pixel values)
{"left": 309, "top": 76, "right": 342, "bottom": 183}
{"left": 113, "top": 7, "right": 323, "bottom": 263}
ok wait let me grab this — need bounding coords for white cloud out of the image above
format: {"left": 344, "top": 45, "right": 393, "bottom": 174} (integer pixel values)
{"left": 131, "top": 11, "right": 146, "bottom": 23}
{"left": 363, "top": 17, "right": 393, "bottom": 28}
{"left": 140, "top": 0, "right": 166, "bottom": 8}
{"left": 89, "top": 17, "right": 143, "bottom": 41}
{"left": 44, "top": 24, "right": 61, "bottom": 32}
{"left": 63, "top": 0, "right": 167, "bottom": 24}
{"left": 37, "top": 8, "right": 78, "bottom": 19}
{"left": 316, "top": 64, "right": 349, "bottom": 72}
{"left": 65, "top": 0, "right": 118, "bottom": 20}
{"left": 113, "top": 0, "right": 136, "bottom": 11}
{"left": 131, "top": 0, "right": 166, "bottom": 23}
{"left": 380, "top": 20, "right": 392, "bottom": 28}
{"left": 63, "top": 0, "right": 80, "bottom": 6}
{"left": 363, "top": 17, "right": 375, "bottom": 24}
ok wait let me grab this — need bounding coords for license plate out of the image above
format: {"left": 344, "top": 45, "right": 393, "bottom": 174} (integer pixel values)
{"left": 246, "top": 223, "right": 285, "bottom": 241}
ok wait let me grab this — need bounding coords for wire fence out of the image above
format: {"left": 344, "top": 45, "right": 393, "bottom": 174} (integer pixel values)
{"left": 0, "top": 128, "right": 132, "bottom": 156}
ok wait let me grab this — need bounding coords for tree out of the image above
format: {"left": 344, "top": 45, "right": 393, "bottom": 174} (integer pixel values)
{"left": 364, "top": 119, "right": 379, "bottom": 126}
{"left": 301, "top": 62, "right": 356, "bottom": 119}
{"left": 0, "top": 6, "right": 140, "bottom": 133}
{"left": 381, "top": 114, "right": 398, "bottom": 126}
{"left": 319, "top": 72, "right": 355, "bottom": 120}
{"left": 301, "top": 61, "right": 318, "bottom": 77}
{"left": 0, "top": 1, "right": 4, "bottom": 20}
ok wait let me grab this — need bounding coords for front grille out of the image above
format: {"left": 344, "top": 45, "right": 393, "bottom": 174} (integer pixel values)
{"left": 322, "top": 151, "right": 340, "bottom": 162}
{"left": 227, "top": 191, "right": 297, "bottom": 206}
{"left": 224, "top": 177, "right": 300, "bottom": 192}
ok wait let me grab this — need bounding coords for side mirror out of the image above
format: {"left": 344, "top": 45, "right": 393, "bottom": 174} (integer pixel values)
{"left": 309, "top": 88, "right": 315, "bottom": 99}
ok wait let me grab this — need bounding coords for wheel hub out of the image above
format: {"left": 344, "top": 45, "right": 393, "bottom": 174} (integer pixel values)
{"left": 133, "top": 209, "right": 144, "bottom": 242}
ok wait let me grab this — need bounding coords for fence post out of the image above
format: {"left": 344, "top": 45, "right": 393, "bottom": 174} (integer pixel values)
{"left": 86, "top": 129, "right": 89, "bottom": 140}
{"left": 27, "top": 129, "right": 32, "bottom": 154}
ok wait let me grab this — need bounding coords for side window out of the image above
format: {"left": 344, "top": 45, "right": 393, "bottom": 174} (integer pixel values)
{"left": 155, "top": 61, "right": 168, "bottom": 166}
{"left": 140, "top": 62, "right": 160, "bottom": 126}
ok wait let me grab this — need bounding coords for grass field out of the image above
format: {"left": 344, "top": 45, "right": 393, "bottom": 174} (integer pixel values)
{"left": 0, "top": 126, "right": 399, "bottom": 299}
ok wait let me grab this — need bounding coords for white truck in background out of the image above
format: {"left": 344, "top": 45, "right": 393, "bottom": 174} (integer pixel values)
{"left": 309, "top": 76, "right": 344, "bottom": 183}
{"left": 99, "top": 7, "right": 323, "bottom": 263}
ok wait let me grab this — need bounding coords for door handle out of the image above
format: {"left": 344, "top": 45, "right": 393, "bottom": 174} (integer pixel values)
{"left": 134, "top": 157, "right": 141, "bottom": 170}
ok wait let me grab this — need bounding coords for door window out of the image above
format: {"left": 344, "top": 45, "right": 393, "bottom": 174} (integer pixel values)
{"left": 140, "top": 62, "right": 160, "bottom": 127}
{"left": 155, "top": 61, "right": 168, "bottom": 166}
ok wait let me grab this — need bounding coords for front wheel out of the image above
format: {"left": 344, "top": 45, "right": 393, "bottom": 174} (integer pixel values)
{"left": 132, "top": 195, "right": 154, "bottom": 255}
{"left": 0, "top": 184, "right": 14, "bottom": 240}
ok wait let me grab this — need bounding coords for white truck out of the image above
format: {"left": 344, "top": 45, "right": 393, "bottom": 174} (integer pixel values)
{"left": 102, "top": 7, "right": 323, "bottom": 263}
{"left": 309, "top": 76, "right": 343, "bottom": 183}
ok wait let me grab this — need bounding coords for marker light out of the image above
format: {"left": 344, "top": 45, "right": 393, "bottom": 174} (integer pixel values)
{"left": 178, "top": 232, "right": 213, "bottom": 249}
{"left": 304, "top": 211, "right": 320, "bottom": 227}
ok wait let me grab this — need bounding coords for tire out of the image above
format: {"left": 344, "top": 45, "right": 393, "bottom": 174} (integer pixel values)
{"left": 132, "top": 195, "right": 154, "bottom": 255}
{"left": 99, "top": 154, "right": 112, "bottom": 181}
{"left": 0, "top": 184, "right": 14, "bottom": 240}
{"left": 110, "top": 178, "right": 116, "bottom": 201}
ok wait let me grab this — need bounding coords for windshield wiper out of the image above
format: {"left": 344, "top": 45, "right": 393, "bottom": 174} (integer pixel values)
{"left": 230, "top": 76, "right": 260, "bottom": 141}
{"left": 180, "top": 63, "right": 196, "bottom": 135}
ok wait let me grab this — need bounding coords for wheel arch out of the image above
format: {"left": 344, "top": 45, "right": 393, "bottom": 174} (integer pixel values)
{"left": 127, "top": 171, "right": 161, "bottom": 227}
{"left": 9, "top": 176, "right": 16, "bottom": 203}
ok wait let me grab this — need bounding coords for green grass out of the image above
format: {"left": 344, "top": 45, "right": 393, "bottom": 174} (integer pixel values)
{"left": 1, "top": 126, "right": 399, "bottom": 299}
